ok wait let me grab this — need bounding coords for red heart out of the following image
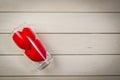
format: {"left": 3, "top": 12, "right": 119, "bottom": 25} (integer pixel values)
{"left": 25, "top": 39, "right": 46, "bottom": 62}
{"left": 13, "top": 31, "right": 31, "bottom": 50}
{"left": 13, "top": 27, "right": 46, "bottom": 62}
{"left": 22, "top": 27, "right": 35, "bottom": 42}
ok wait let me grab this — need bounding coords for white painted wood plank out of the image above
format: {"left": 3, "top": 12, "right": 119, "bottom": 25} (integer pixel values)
{"left": 0, "top": 0, "right": 120, "bottom": 12}
{"left": 0, "top": 77, "right": 120, "bottom": 80}
{"left": 0, "top": 55, "right": 120, "bottom": 75}
{"left": 1, "top": 34, "right": 120, "bottom": 54}
{"left": 0, "top": 13, "right": 120, "bottom": 33}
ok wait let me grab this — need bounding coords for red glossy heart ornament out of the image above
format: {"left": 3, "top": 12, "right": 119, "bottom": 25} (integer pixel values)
{"left": 12, "top": 27, "right": 46, "bottom": 62}
{"left": 25, "top": 39, "right": 46, "bottom": 62}
{"left": 22, "top": 27, "right": 35, "bottom": 41}
{"left": 13, "top": 31, "right": 31, "bottom": 50}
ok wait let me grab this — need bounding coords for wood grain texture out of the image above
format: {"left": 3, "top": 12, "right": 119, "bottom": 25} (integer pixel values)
{"left": 0, "top": 0, "right": 120, "bottom": 79}
{"left": 0, "top": 0, "right": 119, "bottom": 12}
{"left": 0, "top": 13, "right": 120, "bottom": 33}
{"left": 1, "top": 34, "right": 120, "bottom": 54}
{"left": 0, "top": 77, "right": 120, "bottom": 80}
{"left": 0, "top": 55, "right": 120, "bottom": 75}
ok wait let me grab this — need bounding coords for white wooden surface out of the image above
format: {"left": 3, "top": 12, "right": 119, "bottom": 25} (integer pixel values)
{"left": 0, "top": 0, "right": 120, "bottom": 12}
{"left": 0, "top": 13, "right": 120, "bottom": 33}
{"left": 0, "top": 55, "right": 120, "bottom": 75}
{"left": 1, "top": 34, "right": 120, "bottom": 55}
{"left": 0, "top": 77, "right": 120, "bottom": 80}
{"left": 0, "top": 0, "right": 120, "bottom": 80}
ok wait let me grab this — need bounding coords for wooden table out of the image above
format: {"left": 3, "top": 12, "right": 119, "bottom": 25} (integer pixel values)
{"left": 0, "top": 0, "right": 120, "bottom": 80}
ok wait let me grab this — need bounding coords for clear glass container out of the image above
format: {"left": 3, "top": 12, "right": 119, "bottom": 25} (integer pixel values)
{"left": 12, "top": 24, "right": 53, "bottom": 70}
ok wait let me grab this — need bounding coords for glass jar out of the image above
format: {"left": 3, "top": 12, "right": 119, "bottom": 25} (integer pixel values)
{"left": 12, "top": 24, "right": 53, "bottom": 70}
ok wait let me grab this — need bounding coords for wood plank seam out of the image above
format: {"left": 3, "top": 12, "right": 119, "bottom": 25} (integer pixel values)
{"left": 1, "top": 75, "right": 120, "bottom": 77}
{"left": 1, "top": 54, "right": 120, "bottom": 56}
{"left": 1, "top": 32, "right": 119, "bottom": 34}
{"left": 0, "top": 11, "right": 120, "bottom": 13}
